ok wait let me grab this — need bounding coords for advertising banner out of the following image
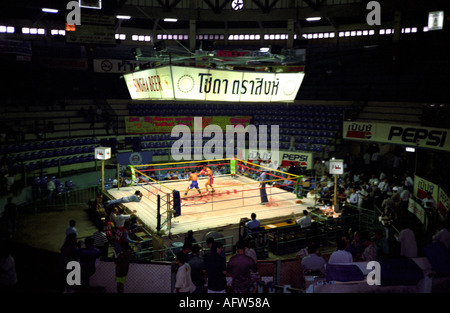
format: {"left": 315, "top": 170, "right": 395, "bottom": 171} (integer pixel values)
{"left": 117, "top": 151, "right": 153, "bottom": 172}
{"left": 438, "top": 189, "right": 449, "bottom": 220}
{"left": 123, "top": 65, "right": 304, "bottom": 102}
{"left": 93, "top": 59, "right": 156, "bottom": 73}
{"left": 245, "top": 149, "right": 313, "bottom": 170}
{"left": 413, "top": 175, "right": 439, "bottom": 202}
{"left": 125, "top": 115, "right": 252, "bottom": 134}
{"left": 329, "top": 159, "right": 344, "bottom": 175}
{"left": 343, "top": 121, "right": 450, "bottom": 152}
{"left": 408, "top": 198, "right": 427, "bottom": 226}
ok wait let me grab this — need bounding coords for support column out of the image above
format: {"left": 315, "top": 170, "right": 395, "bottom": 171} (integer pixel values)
{"left": 189, "top": 19, "right": 196, "bottom": 52}
{"left": 287, "top": 19, "right": 295, "bottom": 49}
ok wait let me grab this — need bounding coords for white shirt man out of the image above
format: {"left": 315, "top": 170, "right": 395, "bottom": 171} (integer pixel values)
{"left": 422, "top": 194, "right": 436, "bottom": 211}
{"left": 371, "top": 152, "right": 380, "bottom": 163}
{"left": 378, "top": 179, "right": 389, "bottom": 194}
{"left": 400, "top": 188, "right": 410, "bottom": 202}
{"left": 306, "top": 189, "right": 317, "bottom": 200}
{"left": 347, "top": 189, "right": 359, "bottom": 205}
{"left": 405, "top": 175, "right": 414, "bottom": 189}
{"left": 396, "top": 227, "right": 418, "bottom": 258}
{"left": 115, "top": 212, "right": 135, "bottom": 228}
{"left": 296, "top": 210, "right": 312, "bottom": 228}
{"left": 328, "top": 247, "right": 353, "bottom": 264}
{"left": 301, "top": 245, "right": 326, "bottom": 273}
{"left": 363, "top": 152, "right": 371, "bottom": 166}
{"left": 356, "top": 187, "right": 368, "bottom": 208}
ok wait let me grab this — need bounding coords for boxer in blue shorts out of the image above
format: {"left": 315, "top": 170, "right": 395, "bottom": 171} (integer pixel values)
{"left": 184, "top": 169, "right": 202, "bottom": 199}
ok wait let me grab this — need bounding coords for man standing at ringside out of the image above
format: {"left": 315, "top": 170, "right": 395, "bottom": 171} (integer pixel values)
{"left": 201, "top": 165, "right": 215, "bottom": 193}
{"left": 184, "top": 169, "right": 203, "bottom": 200}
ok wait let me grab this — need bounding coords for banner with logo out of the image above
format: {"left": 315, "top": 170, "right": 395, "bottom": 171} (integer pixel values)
{"left": 413, "top": 174, "right": 450, "bottom": 221}
{"left": 413, "top": 175, "right": 439, "bottom": 202}
{"left": 329, "top": 159, "right": 344, "bottom": 175}
{"left": 93, "top": 59, "right": 156, "bottom": 73}
{"left": 125, "top": 116, "right": 252, "bottom": 134}
{"left": 343, "top": 121, "right": 450, "bottom": 152}
{"left": 408, "top": 198, "right": 427, "bottom": 226}
{"left": 438, "top": 189, "right": 449, "bottom": 220}
{"left": 124, "top": 65, "right": 304, "bottom": 102}
{"left": 244, "top": 149, "right": 313, "bottom": 170}
{"left": 117, "top": 151, "right": 153, "bottom": 171}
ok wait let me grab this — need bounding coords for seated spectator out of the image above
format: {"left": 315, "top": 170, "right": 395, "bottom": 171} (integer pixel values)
{"left": 306, "top": 188, "right": 318, "bottom": 200}
{"left": 432, "top": 222, "right": 450, "bottom": 249}
{"left": 246, "top": 213, "right": 261, "bottom": 231}
{"left": 319, "top": 189, "right": 333, "bottom": 206}
{"left": 166, "top": 171, "right": 176, "bottom": 180}
{"left": 372, "top": 229, "right": 389, "bottom": 260}
{"left": 152, "top": 172, "right": 159, "bottom": 181}
{"left": 301, "top": 244, "right": 326, "bottom": 275}
{"left": 348, "top": 230, "right": 365, "bottom": 260}
{"left": 296, "top": 210, "right": 312, "bottom": 228}
{"left": 360, "top": 232, "right": 377, "bottom": 262}
{"left": 328, "top": 239, "right": 353, "bottom": 264}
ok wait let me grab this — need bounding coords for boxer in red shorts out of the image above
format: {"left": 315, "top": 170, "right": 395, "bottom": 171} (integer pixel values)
{"left": 201, "top": 165, "right": 215, "bottom": 193}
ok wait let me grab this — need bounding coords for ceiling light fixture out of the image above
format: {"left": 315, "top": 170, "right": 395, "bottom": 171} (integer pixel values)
{"left": 306, "top": 17, "right": 321, "bottom": 22}
{"left": 42, "top": 8, "right": 59, "bottom": 13}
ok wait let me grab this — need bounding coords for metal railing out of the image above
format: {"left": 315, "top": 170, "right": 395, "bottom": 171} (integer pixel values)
{"left": 28, "top": 184, "right": 100, "bottom": 213}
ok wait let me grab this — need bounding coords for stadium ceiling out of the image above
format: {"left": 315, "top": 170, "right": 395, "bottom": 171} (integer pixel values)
{"left": 1, "top": 0, "right": 447, "bottom": 31}
{"left": 0, "top": 0, "right": 447, "bottom": 67}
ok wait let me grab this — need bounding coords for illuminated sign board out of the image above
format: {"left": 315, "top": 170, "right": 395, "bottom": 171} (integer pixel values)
{"left": 428, "top": 11, "right": 444, "bottom": 31}
{"left": 123, "top": 65, "right": 305, "bottom": 102}
{"left": 343, "top": 121, "right": 450, "bottom": 152}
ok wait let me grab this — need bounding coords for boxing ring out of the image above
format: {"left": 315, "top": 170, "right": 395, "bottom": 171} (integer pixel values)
{"left": 105, "top": 159, "right": 316, "bottom": 236}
